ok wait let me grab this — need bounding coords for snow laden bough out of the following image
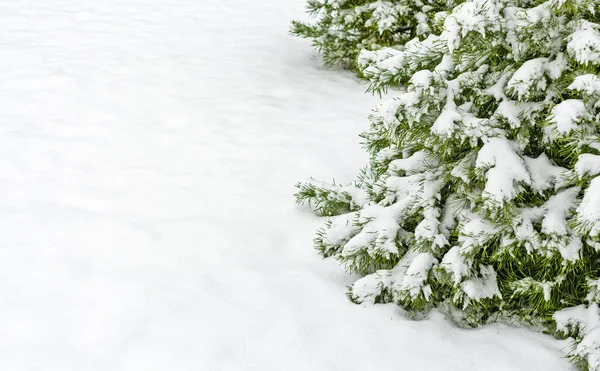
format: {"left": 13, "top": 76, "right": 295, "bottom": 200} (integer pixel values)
{"left": 291, "top": 0, "right": 459, "bottom": 71}
{"left": 296, "top": 0, "right": 600, "bottom": 368}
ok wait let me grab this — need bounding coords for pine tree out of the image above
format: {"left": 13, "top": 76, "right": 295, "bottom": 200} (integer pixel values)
{"left": 296, "top": 0, "right": 600, "bottom": 368}
{"left": 291, "top": 0, "right": 457, "bottom": 71}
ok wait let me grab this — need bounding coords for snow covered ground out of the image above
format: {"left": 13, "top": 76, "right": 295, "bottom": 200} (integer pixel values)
{"left": 0, "top": 0, "right": 573, "bottom": 370}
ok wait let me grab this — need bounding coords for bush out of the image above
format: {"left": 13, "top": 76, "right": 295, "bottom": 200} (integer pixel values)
{"left": 291, "top": 0, "right": 456, "bottom": 72}
{"left": 297, "top": 0, "right": 600, "bottom": 368}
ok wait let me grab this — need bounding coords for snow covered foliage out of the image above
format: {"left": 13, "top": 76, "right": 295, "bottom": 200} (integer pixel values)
{"left": 297, "top": 0, "right": 600, "bottom": 368}
{"left": 291, "top": 0, "right": 458, "bottom": 71}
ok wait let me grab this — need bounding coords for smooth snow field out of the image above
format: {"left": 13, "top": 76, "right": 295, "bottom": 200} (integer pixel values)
{"left": 0, "top": 1, "right": 573, "bottom": 370}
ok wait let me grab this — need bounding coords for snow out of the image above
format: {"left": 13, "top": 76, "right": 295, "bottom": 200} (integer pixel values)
{"left": 554, "top": 304, "right": 600, "bottom": 371}
{"left": 451, "top": 153, "right": 476, "bottom": 183}
{"left": 542, "top": 187, "right": 579, "bottom": 236}
{"left": 559, "top": 238, "right": 583, "bottom": 262}
{"left": 390, "top": 150, "right": 430, "bottom": 173}
{"left": 460, "top": 215, "right": 500, "bottom": 250}
{"left": 0, "top": 0, "right": 573, "bottom": 370}
{"left": 367, "top": 1, "right": 404, "bottom": 34}
{"left": 415, "top": 205, "right": 448, "bottom": 248}
{"left": 544, "top": 53, "right": 568, "bottom": 80}
{"left": 549, "top": 99, "right": 589, "bottom": 135}
{"left": 371, "top": 98, "right": 403, "bottom": 127}
{"left": 523, "top": 153, "right": 567, "bottom": 192}
{"left": 476, "top": 137, "right": 531, "bottom": 204}
{"left": 554, "top": 304, "right": 590, "bottom": 332}
{"left": 441, "top": 246, "right": 472, "bottom": 284}
{"left": 431, "top": 100, "right": 462, "bottom": 136}
{"left": 341, "top": 204, "right": 404, "bottom": 258}
{"left": 351, "top": 269, "right": 394, "bottom": 304}
{"left": 442, "top": 0, "right": 503, "bottom": 52}
{"left": 400, "top": 252, "right": 438, "bottom": 300}
{"left": 322, "top": 212, "right": 361, "bottom": 248}
{"left": 486, "top": 72, "right": 512, "bottom": 100}
{"left": 513, "top": 206, "right": 544, "bottom": 249}
{"left": 569, "top": 74, "right": 600, "bottom": 95}
{"left": 524, "top": 2, "right": 552, "bottom": 23}
{"left": 577, "top": 177, "right": 600, "bottom": 236}
{"left": 409, "top": 70, "right": 434, "bottom": 89}
{"left": 576, "top": 154, "right": 600, "bottom": 178}
{"left": 495, "top": 100, "right": 531, "bottom": 128}
{"left": 506, "top": 58, "right": 548, "bottom": 99}
{"left": 567, "top": 21, "right": 600, "bottom": 66}
{"left": 461, "top": 265, "right": 502, "bottom": 302}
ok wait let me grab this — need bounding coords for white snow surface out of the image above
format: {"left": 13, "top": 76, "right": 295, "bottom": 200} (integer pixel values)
{"left": 0, "top": 1, "right": 573, "bottom": 370}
